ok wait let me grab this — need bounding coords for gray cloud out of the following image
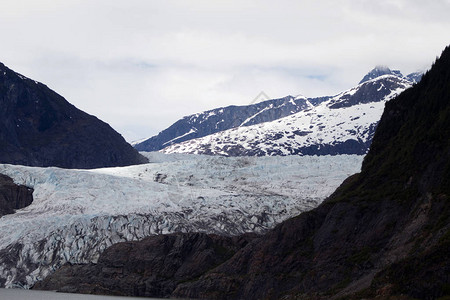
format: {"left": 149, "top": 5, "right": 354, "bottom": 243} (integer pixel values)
{"left": 0, "top": 0, "right": 449, "bottom": 141}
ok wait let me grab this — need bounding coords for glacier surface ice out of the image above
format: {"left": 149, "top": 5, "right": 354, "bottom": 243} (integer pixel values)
{"left": 0, "top": 153, "right": 363, "bottom": 288}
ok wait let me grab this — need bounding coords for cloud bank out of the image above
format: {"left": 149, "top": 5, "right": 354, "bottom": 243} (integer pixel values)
{"left": 1, "top": 0, "right": 449, "bottom": 141}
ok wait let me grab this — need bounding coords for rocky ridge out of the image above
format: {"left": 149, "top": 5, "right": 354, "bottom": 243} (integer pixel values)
{"left": 134, "top": 95, "right": 314, "bottom": 152}
{"left": 0, "top": 62, "right": 147, "bottom": 169}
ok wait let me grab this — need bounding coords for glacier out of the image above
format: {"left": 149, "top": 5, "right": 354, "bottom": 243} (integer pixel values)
{"left": 0, "top": 152, "right": 363, "bottom": 288}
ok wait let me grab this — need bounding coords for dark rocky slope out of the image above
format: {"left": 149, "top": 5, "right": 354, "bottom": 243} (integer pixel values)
{"left": 35, "top": 46, "right": 450, "bottom": 299}
{"left": 0, "top": 63, "right": 147, "bottom": 168}
{"left": 34, "top": 233, "right": 256, "bottom": 297}
{"left": 0, "top": 174, "right": 33, "bottom": 217}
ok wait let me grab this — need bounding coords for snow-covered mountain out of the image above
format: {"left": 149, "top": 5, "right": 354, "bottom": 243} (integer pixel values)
{"left": 134, "top": 95, "right": 314, "bottom": 152}
{"left": 404, "top": 71, "right": 423, "bottom": 84}
{"left": 0, "top": 153, "right": 363, "bottom": 288}
{"left": 135, "top": 67, "right": 421, "bottom": 154}
{"left": 359, "top": 65, "right": 422, "bottom": 84}
{"left": 162, "top": 74, "right": 412, "bottom": 156}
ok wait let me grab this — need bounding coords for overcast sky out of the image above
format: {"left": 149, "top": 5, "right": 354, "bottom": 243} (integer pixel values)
{"left": 1, "top": 0, "right": 449, "bottom": 141}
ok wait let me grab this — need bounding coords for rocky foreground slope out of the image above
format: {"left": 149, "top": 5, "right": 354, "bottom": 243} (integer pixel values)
{"left": 37, "top": 47, "right": 450, "bottom": 299}
{"left": 0, "top": 62, "right": 147, "bottom": 168}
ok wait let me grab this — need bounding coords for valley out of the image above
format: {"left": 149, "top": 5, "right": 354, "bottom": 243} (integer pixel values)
{"left": 0, "top": 36, "right": 448, "bottom": 299}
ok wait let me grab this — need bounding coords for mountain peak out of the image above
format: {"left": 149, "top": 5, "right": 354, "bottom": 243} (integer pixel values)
{"left": 373, "top": 65, "right": 391, "bottom": 72}
{"left": 359, "top": 65, "right": 404, "bottom": 84}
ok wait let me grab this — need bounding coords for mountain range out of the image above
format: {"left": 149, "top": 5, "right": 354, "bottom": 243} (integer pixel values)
{"left": 36, "top": 46, "right": 450, "bottom": 299}
{"left": 135, "top": 67, "right": 421, "bottom": 156}
{"left": 0, "top": 43, "right": 447, "bottom": 300}
{"left": 0, "top": 63, "right": 147, "bottom": 169}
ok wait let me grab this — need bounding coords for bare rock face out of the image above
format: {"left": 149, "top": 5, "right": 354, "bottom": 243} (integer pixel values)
{"left": 0, "top": 62, "right": 147, "bottom": 169}
{"left": 34, "top": 233, "right": 257, "bottom": 297}
{"left": 0, "top": 174, "right": 33, "bottom": 217}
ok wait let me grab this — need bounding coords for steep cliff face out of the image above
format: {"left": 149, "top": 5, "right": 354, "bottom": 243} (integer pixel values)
{"left": 35, "top": 47, "right": 450, "bottom": 299}
{"left": 0, "top": 174, "right": 33, "bottom": 217}
{"left": 0, "top": 63, "right": 147, "bottom": 168}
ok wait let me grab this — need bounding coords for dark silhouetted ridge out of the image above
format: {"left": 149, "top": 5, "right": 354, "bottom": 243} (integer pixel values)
{"left": 0, "top": 63, "right": 147, "bottom": 168}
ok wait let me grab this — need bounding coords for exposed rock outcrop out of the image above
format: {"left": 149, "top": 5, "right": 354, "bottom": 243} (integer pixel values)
{"left": 0, "top": 174, "right": 33, "bottom": 217}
